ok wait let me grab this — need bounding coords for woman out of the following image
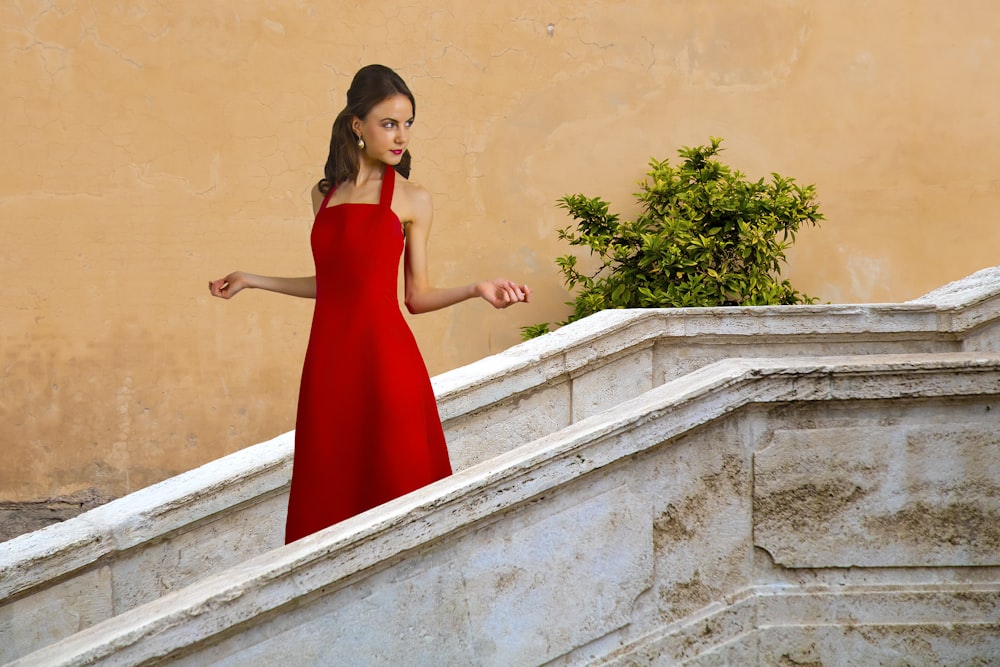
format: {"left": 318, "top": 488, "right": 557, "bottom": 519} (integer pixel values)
{"left": 209, "top": 64, "right": 530, "bottom": 543}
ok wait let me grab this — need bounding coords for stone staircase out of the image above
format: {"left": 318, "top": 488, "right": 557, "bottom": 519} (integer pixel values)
{"left": 3, "top": 267, "right": 1000, "bottom": 665}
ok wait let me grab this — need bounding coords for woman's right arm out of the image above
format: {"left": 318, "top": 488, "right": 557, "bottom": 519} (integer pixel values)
{"left": 209, "top": 184, "right": 325, "bottom": 300}
{"left": 208, "top": 272, "right": 317, "bottom": 300}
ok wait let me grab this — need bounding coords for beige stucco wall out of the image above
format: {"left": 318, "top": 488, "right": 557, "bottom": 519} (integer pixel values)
{"left": 3, "top": 0, "right": 999, "bottom": 504}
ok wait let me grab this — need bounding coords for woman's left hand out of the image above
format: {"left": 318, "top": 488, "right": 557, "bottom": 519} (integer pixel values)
{"left": 476, "top": 279, "right": 531, "bottom": 309}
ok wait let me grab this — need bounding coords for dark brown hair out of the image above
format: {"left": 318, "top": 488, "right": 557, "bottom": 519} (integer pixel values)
{"left": 318, "top": 64, "right": 415, "bottom": 194}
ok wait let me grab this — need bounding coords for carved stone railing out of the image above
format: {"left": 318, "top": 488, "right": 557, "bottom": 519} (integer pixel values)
{"left": 2, "top": 265, "right": 1000, "bottom": 662}
{"left": 9, "top": 353, "right": 1000, "bottom": 665}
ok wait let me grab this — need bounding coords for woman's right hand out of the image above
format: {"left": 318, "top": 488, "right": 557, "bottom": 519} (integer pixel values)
{"left": 208, "top": 271, "right": 251, "bottom": 299}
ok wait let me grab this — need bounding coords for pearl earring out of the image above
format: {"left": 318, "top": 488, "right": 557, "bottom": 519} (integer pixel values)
{"left": 356, "top": 135, "right": 365, "bottom": 150}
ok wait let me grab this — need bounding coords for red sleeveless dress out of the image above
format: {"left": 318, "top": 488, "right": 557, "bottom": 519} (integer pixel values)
{"left": 284, "top": 165, "right": 453, "bottom": 543}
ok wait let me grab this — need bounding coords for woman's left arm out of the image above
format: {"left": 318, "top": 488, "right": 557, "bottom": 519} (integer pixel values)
{"left": 402, "top": 185, "right": 530, "bottom": 315}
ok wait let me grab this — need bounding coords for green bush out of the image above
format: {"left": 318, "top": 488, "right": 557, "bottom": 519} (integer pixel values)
{"left": 523, "top": 137, "right": 824, "bottom": 339}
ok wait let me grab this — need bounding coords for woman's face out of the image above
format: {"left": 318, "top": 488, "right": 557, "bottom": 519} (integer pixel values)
{"left": 354, "top": 94, "right": 413, "bottom": 167}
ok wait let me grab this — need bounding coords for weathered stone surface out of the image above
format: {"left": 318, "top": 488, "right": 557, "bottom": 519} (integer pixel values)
{"left": 757, "top": 586, "right": 1000, "bottom": 629}
{"left": 444, "top": 379, "right": 572, "bottom": 470}
{"left": 185, "top": 485, "right": 652, "bottom": 667}
{"left": 756, "top": 623, "right": 1000, "bottom": 666}
{"left": 571, "top": 345, "right": 655, "bottom": 423}
{"left": 755, "top": 420, "right": 1000, "bottom": 568}
{"left": 0, "top": 566, "right": 112, "bottom": 665}
{"left": 459, "top": 485, "right": 653, "bottom": 664}
{"left": 0, "top": 489, "right": 115, "bottom": 543}
{"left": 9, "top": 353, "right": 1000, "bottom": 665}
{"left": 4, "top": 266, "right": 1000, "bottom": 664}
{"left": 640, "top": 420, "right": 753, "bottom": 628}
{"left": 595, "top": 597, "right": 758, "bottom": 666}
{"left": 909, "top": 264, "right": 1000, "bottom": 309}
{"left": 107, "top": 492, "right": 286, "bottom": 613}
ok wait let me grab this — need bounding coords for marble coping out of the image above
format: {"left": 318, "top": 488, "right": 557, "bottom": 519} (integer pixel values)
{"left": 9, "top": 351, "right": 1000, "bottom": 665}
{"left": 432, "top": 264, "right": 1000, "bottom": 419}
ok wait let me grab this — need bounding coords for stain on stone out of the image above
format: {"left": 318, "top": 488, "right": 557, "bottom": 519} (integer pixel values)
{"left": 653, "top": 450, "right": 746, "bottom": 552}
{"left": 863, "top": 501, "right": 1000, "bottom": 553}
{"left": 0, "top": 487, "right": 115, "bottom": 542}
{"left": 777, "top": 654, "right": 823, "bottom": 667}
{"left": 657, "top": 569, "right": 717, "bottom": 624}
{"left": 754, "top": 481, "right": 870, "bottom": 532}
{"left": 653, "top": 503, "right": 694, "bottom": 548}
{"left": 844, "top": 622, "right": 1000, "bottom": 664}
{"left": 703, "top": 453, "right": 746, "bottom": 496}
{"left": 491, "top": 567, "right": 525, "bottom": 595}
{"left": 948, "top": 590, "right": 1000, "bottom": 613}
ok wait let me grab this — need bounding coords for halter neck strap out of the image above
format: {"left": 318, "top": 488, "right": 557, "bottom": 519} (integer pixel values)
{"left": 319, "top": 183, "right": 336, "bottom": 210}
{"left": 379, "top": 165, "right": 396, "bottom": 208}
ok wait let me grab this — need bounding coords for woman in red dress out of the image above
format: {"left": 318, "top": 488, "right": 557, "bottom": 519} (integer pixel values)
{"left": 210, "top": 65, "right": 530, "bottom": 543}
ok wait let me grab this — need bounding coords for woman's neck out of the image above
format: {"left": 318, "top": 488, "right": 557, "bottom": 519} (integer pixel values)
{"left": 354, "top": 157, "right": 385, "bottom": 187}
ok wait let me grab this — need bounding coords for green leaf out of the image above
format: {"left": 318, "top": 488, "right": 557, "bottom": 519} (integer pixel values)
{"left": 535, "top": 137, "right": 822, "bottom": 333}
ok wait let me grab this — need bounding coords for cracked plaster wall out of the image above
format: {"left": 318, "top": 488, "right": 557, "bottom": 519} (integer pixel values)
{"left": 2, "top": 1, "right": 1000, "bottom": 507}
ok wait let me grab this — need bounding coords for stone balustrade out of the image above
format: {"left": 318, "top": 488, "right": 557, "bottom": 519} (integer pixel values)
{"left": 2, "top": 265, "right": 1000, "bottom": 662}
{"left": 7, "top": 353, "right": 1000, "bottom": 665}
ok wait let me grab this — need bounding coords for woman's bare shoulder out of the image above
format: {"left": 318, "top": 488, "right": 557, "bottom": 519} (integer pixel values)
{"left": 396, "top": 174, "right": 430, "bottom": 200}
{"left": 394, "top": 175, "right": 433, "bottom": 221}
{"left": 310, "top": 182, "right": 325, "bottom": 216}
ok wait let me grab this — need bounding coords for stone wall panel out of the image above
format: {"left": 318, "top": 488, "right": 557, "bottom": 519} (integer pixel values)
{"left": 754, "top": 410, "right": 1000, "bottom": 568}
{"left": 571, "top": 346, "right": 654, "bottom": 423}
{"left": 443, "top": 379, "right": 572, "bottom": 470}
{"left": 756, "top": 623, "right": 1000, "bottom": 666}
{"left": 0, "top": 566, "right": 112, "bottom": 664}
